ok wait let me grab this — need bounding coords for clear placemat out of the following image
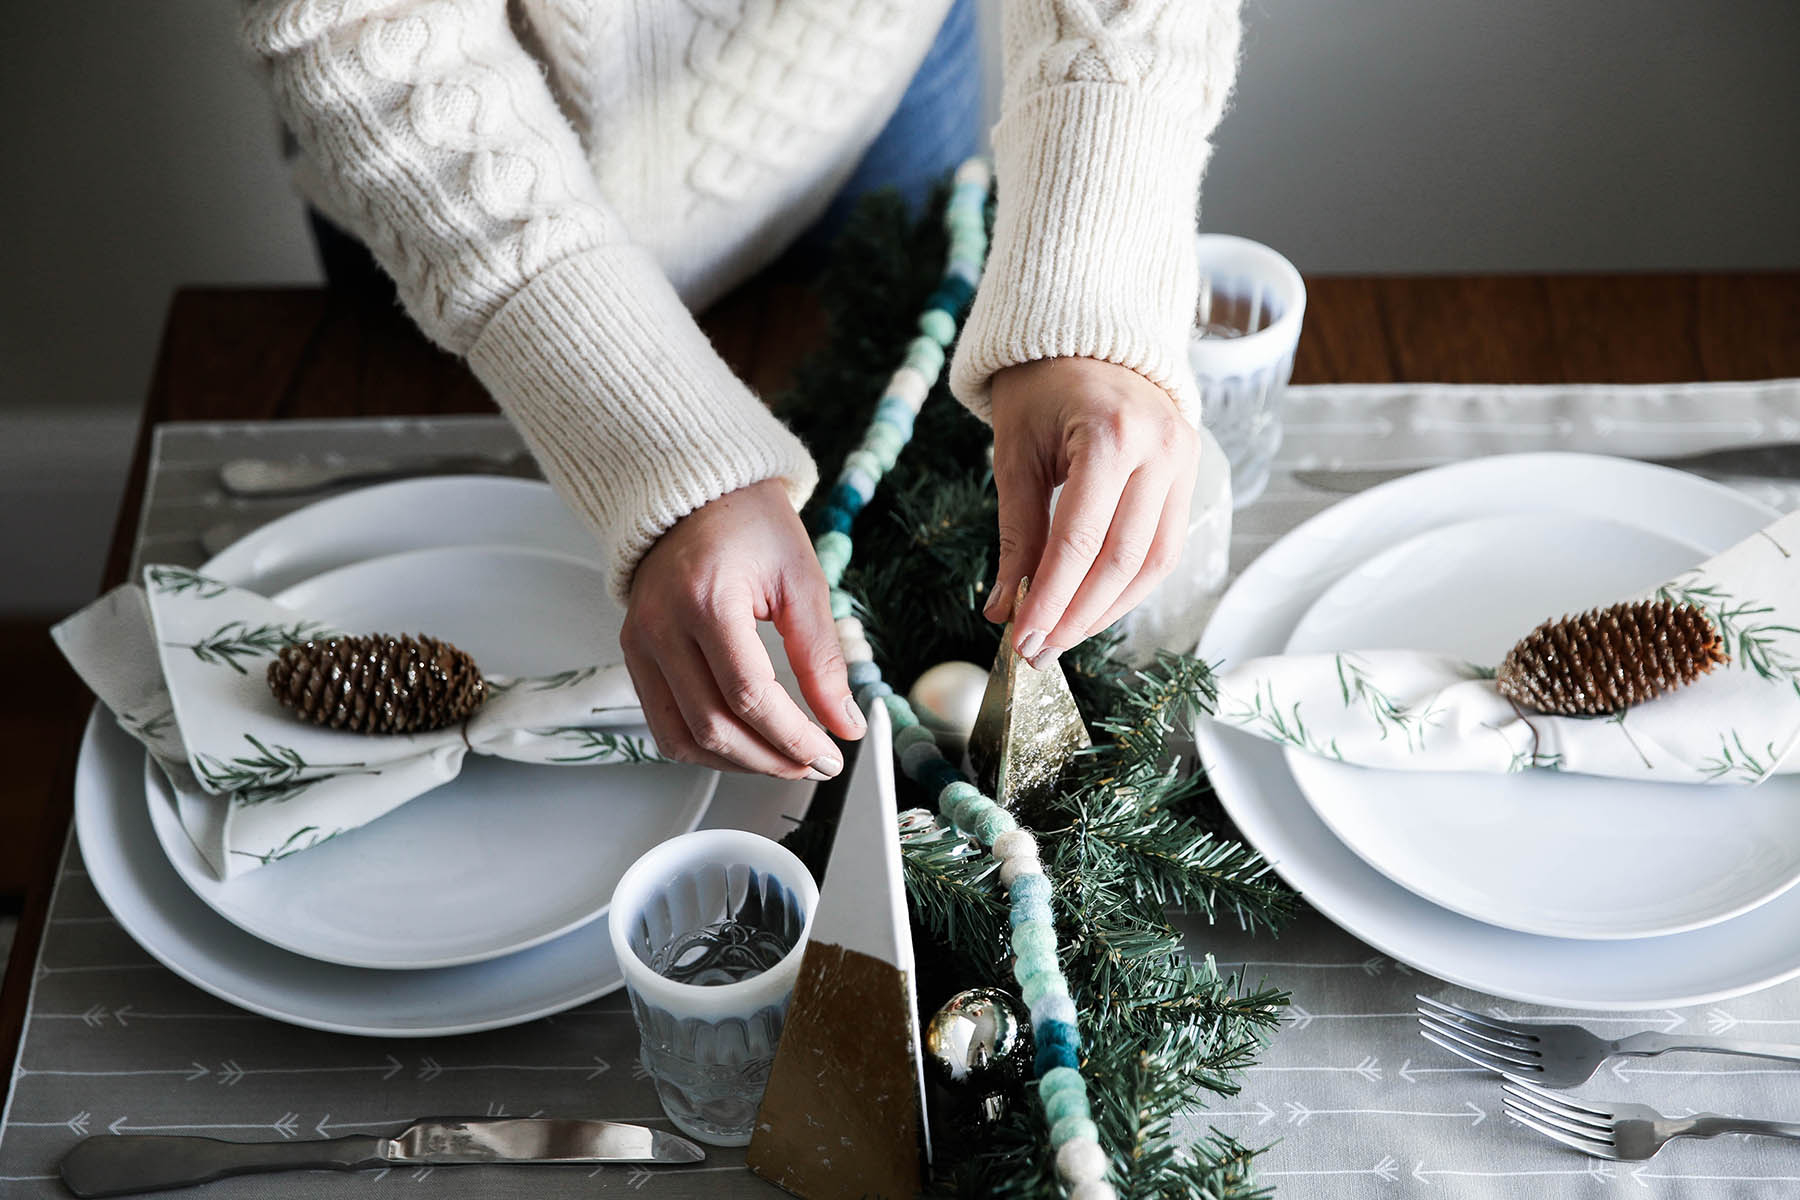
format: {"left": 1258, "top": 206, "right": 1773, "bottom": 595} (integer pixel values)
{"left": 6, "top": 381, "right": 1800, "bottom": 1199}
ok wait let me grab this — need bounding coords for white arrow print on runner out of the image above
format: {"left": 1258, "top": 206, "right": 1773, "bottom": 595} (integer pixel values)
{"left": 1247, "top": 1055, "right": 1382, "bottom": 1082}
{"left": 1215, "top": 957, "right": 1398, "bottom": 977}
{"left": 34, "top": 961, "right": 162, "bottom": 980}
{"left": 1283, "top": 1101, "right": 1485, "bottom": 1128}
{"left": 109, "top": 1114, "right": 300, "bottom": 1138}
{"left": 1705, "top": 1007, "right": 1800, "bottom": 1034}
{"left": 416, "top": 1056, "right": 610, "bottom": 1081}
{"left": 1629, "top": 1167, "right": 1800, "bottom": 1188}
{"left": 1483, "top": 1006, "right": 1685, "bottom": 1034}
{"left": 1260, "top": 1156, "right": 1401, "bottom": 1183}
{"left": 212, "top": 1056, "right": 404, "bottom": 1086}
{"left": 15, "top": 1062, "right": 211, "bottom": 1082}
{"left": 36, "top": 1003, "right": 112, "bottom": 1028}
{"left": 112, "top": 1006, "right": 262, "bottom": 1026}
{"left": 1284, "top": 1006, "right": 1416, "bottom": 1031}
{"left": 1397, "top": 1058, "right": 1488, "bottom": 1084}
{"left": 1189, "top": 1102, "right": 1276, "bottom": 1126}
{"left": 6, "top": 1113, "right": 92, "bottom": 1136}
{"left": 1412, "top": 1161, "right": 1614, "bottom": 1185}
{"left": 1611, "top": 1059, "right": 1800, "bottom": 1083}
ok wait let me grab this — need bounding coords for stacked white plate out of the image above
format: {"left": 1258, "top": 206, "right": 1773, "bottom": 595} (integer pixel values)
{"left": 73, "top": 477, "right": 815, "bottom": 1036}
{"left": 1195, "top": 452, "right": 1800, "bottom": 1009}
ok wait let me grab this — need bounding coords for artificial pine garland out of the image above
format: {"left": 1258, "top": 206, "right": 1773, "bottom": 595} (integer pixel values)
{"left": 776, "top": 177, "right": 1295, "bottom": 1199}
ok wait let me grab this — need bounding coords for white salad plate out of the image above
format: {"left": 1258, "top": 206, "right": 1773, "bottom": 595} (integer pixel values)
{"left": 74, "top": 476, "right": 816, "bottom": 1035}
{"left": 1283, "top": 511, "right": 1800, "bottom": 941}
{"left": 1192, "top": 452, "right": 1800, "bottom": 1009}
{"left": 144, "top": 544, "right": 716, "bottom": 970}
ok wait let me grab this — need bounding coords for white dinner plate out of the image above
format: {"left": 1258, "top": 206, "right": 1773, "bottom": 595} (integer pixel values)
{"left": 1192, "top": 452, "right": 1800, "bottom": 1010}
{"left": 74, "top": 476, "right": 816, "bottom": 1034}
{"left": 144, "top": 544, "right": 716, "bottom": 969}
{"left": 1283, "top": 512, "right": 1800, "bottom": 940}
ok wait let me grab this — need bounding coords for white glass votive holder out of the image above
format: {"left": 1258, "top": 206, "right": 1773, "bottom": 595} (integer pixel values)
{"left": 608, "top": 829, "right": 819, "bottom": 1147}
{"left": 1189, "top": 234, "right": 1307, "bottom": 507}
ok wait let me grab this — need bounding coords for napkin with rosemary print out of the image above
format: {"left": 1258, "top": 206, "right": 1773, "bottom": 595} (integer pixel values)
{"left": 53, "top": 566, "right": 665, "bottom": 878}
{"left": 1209, "top": 512, "right": 1800, "bottom": 783}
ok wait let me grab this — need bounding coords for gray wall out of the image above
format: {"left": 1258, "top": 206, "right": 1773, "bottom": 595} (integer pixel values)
{"left": 5, "top": 0, "right": 1798, "bottom": 614}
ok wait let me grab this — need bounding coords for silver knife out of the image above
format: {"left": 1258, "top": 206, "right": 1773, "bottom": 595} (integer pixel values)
{"left": 1290, "top": 442, "right": 1800, "bottom": 494}
{"left": 218, "top": 450, "right": 540, "bottom": 497}
{"left": 59, "top": 1117, "right": 704, "bottom": 1198}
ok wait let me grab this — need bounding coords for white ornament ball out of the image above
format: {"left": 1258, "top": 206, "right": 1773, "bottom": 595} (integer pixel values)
{"left": 1055, "top": 1138, "right": 1110, "bottom": 1186}
{"left": 907, "top": 660, "right": 989, "bottom": 755}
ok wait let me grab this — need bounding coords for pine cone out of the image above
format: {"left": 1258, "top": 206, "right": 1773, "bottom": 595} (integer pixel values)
{"left": 266, "top": 634, "right": 486, "bottom": 734}
{"left": 1495, "top": 599, "right": 1727, "bottom": 716}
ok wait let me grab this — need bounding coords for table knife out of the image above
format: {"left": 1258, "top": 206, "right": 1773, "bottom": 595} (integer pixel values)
{"left": 1290, "top": 442, "right": 1800, "bottom": 494}
{"left": 59, "top": 1117, "right": 704, "bottom": 1198}
{"left": 218, "top": 450, "right": 540, "bottom": 497}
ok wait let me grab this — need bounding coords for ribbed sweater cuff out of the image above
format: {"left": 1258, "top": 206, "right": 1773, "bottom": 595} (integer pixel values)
{"left": 468, "top": 247, "right": 819, "bottom": 602}
{"left": 950, "top": 84, "right": 1209, "bottom": 424}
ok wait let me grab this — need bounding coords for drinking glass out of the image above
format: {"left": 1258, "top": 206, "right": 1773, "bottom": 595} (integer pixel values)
{"left": 1189, "top": 234, "right": 1307, "bottom": 507}
{"left": 608, "top": 830, "right": 819, "bottom": 1146}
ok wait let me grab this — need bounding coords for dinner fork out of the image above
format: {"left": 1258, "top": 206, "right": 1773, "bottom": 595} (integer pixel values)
{"left": 1417, "top": 994, "right": 1800, "bottom": 1088}
{"left": 1502, "top": 1075, "right": 1800, "bottom": 1161}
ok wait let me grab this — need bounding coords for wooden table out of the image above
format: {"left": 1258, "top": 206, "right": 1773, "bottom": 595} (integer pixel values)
{"left": 7, "top": 271, "right": 1799, "bottom": 1097}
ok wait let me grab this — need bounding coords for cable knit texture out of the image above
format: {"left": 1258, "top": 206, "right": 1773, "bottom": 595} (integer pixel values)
{"left": 951, "top": 0, "right": 1242, "bottom": 423}
{"left": 241, "top": 0, "right": 1240, "bottom": 597}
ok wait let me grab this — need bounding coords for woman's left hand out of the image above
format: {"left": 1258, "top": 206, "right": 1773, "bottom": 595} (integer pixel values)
{"left": 986, "top": 357, "right": 1199, "bottom": 666}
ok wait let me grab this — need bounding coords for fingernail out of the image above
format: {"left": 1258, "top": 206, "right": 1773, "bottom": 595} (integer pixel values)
{"left": 842, "top": 696, "right": 868, "bottom": 731}
{"left": 1016, "top": 629, "right": 1047, "bottom": 660}
{"left": 804, "top": 767, "right": 831, "bottom": 783}
{"left": 812, "top": 751, "right": 843, "bottom": 778}
{"left": 1030, "top": 646, "right": 1062, "bottom": 671}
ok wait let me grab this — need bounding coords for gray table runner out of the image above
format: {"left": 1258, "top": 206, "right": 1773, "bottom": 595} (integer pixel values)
{"left": 6, "top": 382, "right": 1800, "bottom": 1198}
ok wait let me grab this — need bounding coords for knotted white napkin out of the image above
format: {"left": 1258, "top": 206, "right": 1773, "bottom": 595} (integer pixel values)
{"left": 54, "top": 565, "right": 665, "bottom": 878}
{"left": 1209, "top": 512, "right": 1800, "bottom": 784}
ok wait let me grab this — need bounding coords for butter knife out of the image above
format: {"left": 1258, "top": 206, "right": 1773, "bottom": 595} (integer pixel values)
{"left": 218, "top": 450, "right": 540, "bottom": 497}
{"left": 59, "top": 1117, "right": 704, "bottom": 1198}
{"left": 1290, "top": 442, "right": 1800, "bottom": 494}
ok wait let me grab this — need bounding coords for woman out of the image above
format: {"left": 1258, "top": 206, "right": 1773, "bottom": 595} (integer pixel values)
{"left": 242, "top": 0, "right": 1241, "bottom": 782}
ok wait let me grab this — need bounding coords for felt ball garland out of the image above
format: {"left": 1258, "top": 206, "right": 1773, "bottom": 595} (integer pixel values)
{"left": 810, "top": 157, "right": 1112, "bottom": 1199}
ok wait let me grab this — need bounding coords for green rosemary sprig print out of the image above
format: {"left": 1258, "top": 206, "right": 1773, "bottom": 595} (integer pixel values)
{"left": 120, "top": 706, "right": 177, "bottom": 742}
{"left": 1700, "top": 731, "right": 1779, "bottom": 783}
{"left": 170, "top": 619, "right": 338, "bottom": 675}
{"left": 194, "top": 734, "right": 377, "bottom": 797}
{"left": 1334, "top": 653, "right": 1443, "bottom": 752}
{"left": 146, "top": 565, "right": 228, "bottom": 599}
{"left": 525, "top": 666, "right": 600, "bottom": 691}
{"left": 1220, "top": 681, "right": 1343, "bottom": 762}
{"left": 535, "top": 727, "right": 665, "bottom": 764}
{"left": 1657, "top": 577, "right": 1800, "bottom": 682}
{"left": 230, "top": 825, "right": 344, "bottom": 865}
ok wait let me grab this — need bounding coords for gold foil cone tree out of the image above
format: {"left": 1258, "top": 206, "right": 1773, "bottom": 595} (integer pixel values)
{"left": 967, "top": 580, "right": 1091, "bottom": 813}
{"left": 267, "top": 633, "right": 487, "bottom": 734}
{"left": 1496, "top": 599, "right": 1727, "bottom": 716}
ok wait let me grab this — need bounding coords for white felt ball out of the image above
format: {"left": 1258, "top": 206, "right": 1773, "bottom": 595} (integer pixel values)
{"left": 992, "top": 829, "right": 1037, "bottom": 862}
{"left": 1055, "top": 1138, "right": 1109, "bottom": 1185}
{"left": 998, "top": 853, "right": 1042, "bottom": 887}
{"left": 1069, "top": 1183, "right": 1118, "bottom": 1200}
{"left": 907, "top": 660, "right": 990, "bottom": 748}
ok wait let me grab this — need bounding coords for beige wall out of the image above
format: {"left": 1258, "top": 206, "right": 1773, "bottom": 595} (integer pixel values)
{"left": 4, "top": 0, "right": 1798, "bottom": 613}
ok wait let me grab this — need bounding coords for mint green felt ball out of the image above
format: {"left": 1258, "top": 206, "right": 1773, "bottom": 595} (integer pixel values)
{"left": 918, "top": 308, "right": 957, "bottom": 345}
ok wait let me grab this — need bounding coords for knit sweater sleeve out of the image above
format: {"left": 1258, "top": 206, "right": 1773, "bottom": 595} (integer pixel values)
{"left": 241, "top": 0, "right": 816, "bottom": 602}
{"left": 949, "top": 0, "right": 1242, "bottom": 423}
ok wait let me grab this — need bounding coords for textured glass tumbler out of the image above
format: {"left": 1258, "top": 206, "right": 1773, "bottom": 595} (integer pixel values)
{"left": 608, "top": 830, "right": 818, "bottom": 1147}
{"left": 1190, "top": 234, "right": 1308, "bottom": 508}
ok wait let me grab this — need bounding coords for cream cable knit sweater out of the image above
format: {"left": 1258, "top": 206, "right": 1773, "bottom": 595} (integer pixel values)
{"left": 242, "top": 0, "right": 1241, "bottom": 600}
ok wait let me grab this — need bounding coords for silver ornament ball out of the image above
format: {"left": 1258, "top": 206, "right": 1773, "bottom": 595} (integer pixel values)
{"left": 907, "top": 660, "right": 990, "bottom": 756}
{"left": 923, "top": 987, "right": 1032, "bottom": 1092}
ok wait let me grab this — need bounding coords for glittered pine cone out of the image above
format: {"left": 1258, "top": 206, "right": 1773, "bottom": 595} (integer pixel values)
{"left": 266, "top": 634, "right": 486, "bottom": 734}
{"left": 1495, "top": 599, "right": 1727, "bottom": 716}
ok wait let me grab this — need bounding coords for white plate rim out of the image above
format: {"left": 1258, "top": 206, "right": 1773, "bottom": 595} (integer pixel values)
{"left": 1195, "top": 451, "right": 1800, "bottom": 1010}
{"left": 1276, "top": 510, "right": 1800, "bottom": 941}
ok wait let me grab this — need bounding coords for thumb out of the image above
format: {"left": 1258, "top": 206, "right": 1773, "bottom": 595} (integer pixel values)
{"left": 774, "top": 562, "right": 867, "bottom": 741}
{"left": 988, "top": 449, "right": 1051, "bottom": 623}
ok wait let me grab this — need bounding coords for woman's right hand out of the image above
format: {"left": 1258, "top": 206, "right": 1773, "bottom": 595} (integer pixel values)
{"left": 622, "top": 479, "right": 867, "bottom": 780}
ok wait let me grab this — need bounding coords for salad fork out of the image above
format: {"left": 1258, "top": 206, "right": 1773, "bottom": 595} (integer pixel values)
{"left": 1502, "top": 1076, "right": 1800, "bottom": 1161}
{"left": 1417, "top": 994, "right": 1800, "bottom": 1088}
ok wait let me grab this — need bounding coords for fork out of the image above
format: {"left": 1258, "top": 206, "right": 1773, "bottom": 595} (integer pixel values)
{"left": 1417, "top": 994, "right": 1800, "bottom": 1088}
{"left": 1502, "top": 1075, "right": 1800, "bottom": 1160}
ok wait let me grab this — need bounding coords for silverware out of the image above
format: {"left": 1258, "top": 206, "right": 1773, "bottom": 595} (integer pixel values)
{"left": 218, "top": 450, "right": 539, "bottom": 497}
{"left": 1417, "top": 994, "right": 1800, "bottom": 1088}
{"left": 59, "top": 1117, "right": 703, "bottom": 1198}
{"left": 1502, "top": 1075, "right": 1800, "bottom": 1161}
{"left": 1293, "top": 443, "right": 1800, "bottom": 494}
